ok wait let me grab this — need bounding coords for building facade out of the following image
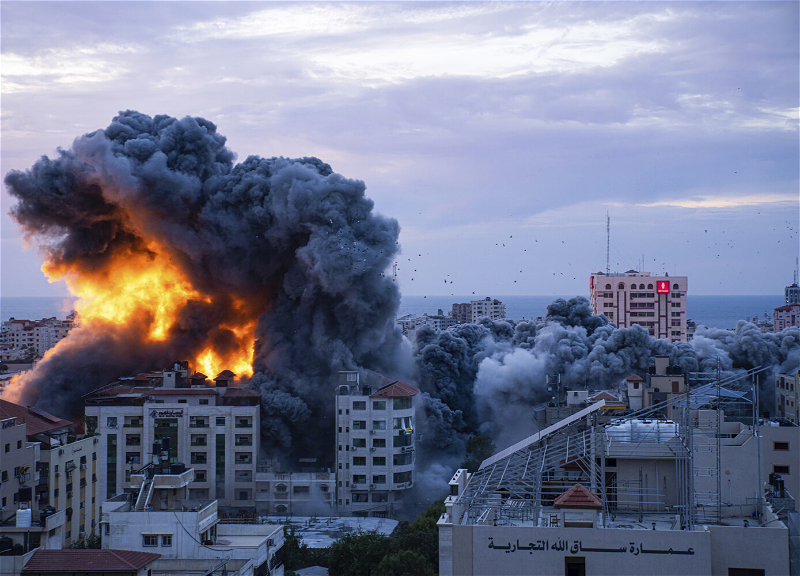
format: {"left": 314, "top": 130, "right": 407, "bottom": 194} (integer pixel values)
{"left": 774, "top": 302, "right": 800, "bottom": 331}
{"left": 0, "top": 314, "right": 76, "bottom": 360}
{"left": 335, "top": 372, "right": 418, "bottom": 517}
{"left": 470, "top": 298, "right": 506, "bottom": 323}
{"left": 84, "top": 363, "right": 260, "bottom": 511}
{"left": 452, "top": 303, "right": 472, "bottom": 324}
{"left": 589, "top": 271, "right": 688, "bottom": 342}
{"left": 775, "top": 371, "right": 799, "bottom": 425}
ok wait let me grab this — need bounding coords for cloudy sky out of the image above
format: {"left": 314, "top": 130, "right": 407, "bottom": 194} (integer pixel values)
{"left": 1, "top": 1, "right": 798, "bottom": 298}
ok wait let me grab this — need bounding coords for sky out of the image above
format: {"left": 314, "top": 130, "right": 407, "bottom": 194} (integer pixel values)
{"left": 1, "top": 1, "right": 798, "bottom": 298}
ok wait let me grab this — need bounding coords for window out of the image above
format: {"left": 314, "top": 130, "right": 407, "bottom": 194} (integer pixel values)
{"left": 126, "top": 434, "right": 141, "bottom": 446}
{"left": 190, "top": 416, "right": 208, "bottom": 428}
{"left": 393, "top": 453, "right": 413, "bottom": 466}
{"left": 235, "top": 452, "right": 252, "bottom": 464}
{"left": 107, "top": 417, "right": 117, "bottom": 428}
{"left": 393, "top": 416, "right": 413, "bottom": 430}
{"left": 372, "top": 475, "right": 386, "bottom": 484}
{"left": 353, "top": 438, "right": 366, "bottom": 448}
{"left": 178, "top": 399, "right": 187, "bottom": 404}
{"left": 672, "top": 312, "right": 681, "bottom": 317}
{"left": 773, "top": 465, "right": 790, "bottom": 474}
{"left": 673, "top": 283, "right": 679, "bottom": 290}
{"left": 235, "top": 471, "right": 252, "bottom": 483}
{"left": 293, "top": 485, "right": 310, "bottom": 494}
{"left": 373, "top": 456, "right": 386, "bottom": 466}
{"left": 372, "top": 493, "right": 388, "bottom": 502}
{"left": 372, "top": 438, "right": 386, "bottom": 448}
{"left": 143, "top": 535, "right": 158, "bottom": 547}
{"left": 126, "top": 452, "right": 141, "bottom": 465}
{"left": 237, "top": 490, "right": 250, "bottom": 501}
{"left": 605, "top": 284, "right": 611, "bottom": 289}
{"left": 191, "top": 452, "right": 207, "bottom": 464}
{"left": 647, "top": 284, "right": 653, "bottom": 289}
{"left": 393, "top": 471, "right": 412, "bottom": 484}
{"left": 353, "top": 456, "right": 366, "bottom": 466}
{"left": 372, "top": 401, "right": 386, "bottom": 410}
{"left": 393, "top": 434, "right": 412, "bottom": 447}
{"left": 618, "top": 283, "right": 625, "bottom": 289}
{"left": 194, "top": 470, "right": 207, "bottom": 482}
{"left": 199, "top": 399, "right": 209, "bottom": 405}
{"left": 353, "top": 421, "right": 367, "bottom": 430}
{"left": 162, "top": 535, "right": 172, "bottom": 547}
{"left": 393, "top": 398, "right": 412, "bottom": 410}
{"left": 216, "top": 417, "right": 226, "bottom": 426}
{"left": 3, "top": 444, "right": 8, "bottom": 453}
{"left": 639, "top": 283, "right": 645, "bottom": 289}
{"left": 774, "top": 442, "right": 789, "bottom": 451}
{"left": 353, "top": 475, "right": 367, "bottom": 484}
{"left": 372, "top": 420, "right": 386, "bottom": 431}
{"left": 353, "top": 401, "right": 366, "bottom": 410}
{"left": 17, "top": 440, "right": 22, "bottom": 449}
{"left": 352, "top": 493, "right": 369, "bottom": 503}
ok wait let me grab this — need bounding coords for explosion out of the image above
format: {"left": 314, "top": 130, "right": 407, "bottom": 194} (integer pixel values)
{"left": 3, "top": 111, "right": 404, "bottom": 461}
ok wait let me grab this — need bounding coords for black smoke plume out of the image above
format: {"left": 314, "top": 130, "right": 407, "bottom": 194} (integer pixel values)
{"left": 4, "top": 111, "right": 404, "bottom": 462}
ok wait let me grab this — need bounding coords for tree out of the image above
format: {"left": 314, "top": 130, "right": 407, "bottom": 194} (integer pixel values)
{"left": 284, "top": 525, "right": 330, "bottom": 571}
{"left": 461, "top": 434, "right": 496, "bottom": 472}
{"left": 328, "top": 530, "right": 391, "bottom": 576}
{"left": 375, "top": 550, "right": 434, "bottom": 576}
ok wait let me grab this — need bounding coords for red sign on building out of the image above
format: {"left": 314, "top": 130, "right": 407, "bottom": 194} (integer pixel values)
{"left": 657, "top": 281, "right": 669, "bottom": 294}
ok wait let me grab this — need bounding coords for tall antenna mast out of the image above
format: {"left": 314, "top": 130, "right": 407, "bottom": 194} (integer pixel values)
{"left": 605, "top": 211, "right": 610, "bottom": 275}
{"left": 795, "top": 256, "right": 798, "bottom": 285}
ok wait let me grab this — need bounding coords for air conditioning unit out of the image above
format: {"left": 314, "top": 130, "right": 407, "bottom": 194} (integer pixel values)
{"left": 66, "top": 491, "right": 73, "bottom": 499}
{"left": 370, "top": 448, "right": 376, "bottom": 452}
{"left": 58, "top": 449, "right": 64, "bottom": 456}
{"left": 78, "top": 531, "right": 85, "bottom": 538}
{"left": 369, "top": 484, "right": 376, "bottom": 489}
{"left": 369, "top": 430, "right": 376, "bottom": 434}
{"left": 55, "top": 472, "right": 61, "bottom": 477}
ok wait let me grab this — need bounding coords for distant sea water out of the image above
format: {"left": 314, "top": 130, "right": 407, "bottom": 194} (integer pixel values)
{"left": 0, "top": 294, "right": 785, "bottom": 331}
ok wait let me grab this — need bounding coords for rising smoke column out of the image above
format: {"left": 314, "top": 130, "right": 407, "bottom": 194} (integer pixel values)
{"left": 4, "top": 111, "right": 404, "bottom": 461}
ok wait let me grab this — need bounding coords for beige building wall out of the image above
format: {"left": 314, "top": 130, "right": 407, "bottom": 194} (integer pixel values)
{"left": 0, "top": 417, "right": 37, "bottom": 512}
{"left": 590, "top": 272, "right": 688, "bottom": 342}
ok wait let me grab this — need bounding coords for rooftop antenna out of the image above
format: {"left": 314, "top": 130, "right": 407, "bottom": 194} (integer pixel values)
{"left": 606, "top": 211, "right": 610, "bottom": 275}
{"left": 795, "top": 256, "right": 798, "bottom": 285}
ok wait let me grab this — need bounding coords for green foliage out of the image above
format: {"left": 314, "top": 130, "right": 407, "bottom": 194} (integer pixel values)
{"left": 287, "top": 499, "right": 445, "bottom": 576}
{"left": 69, "top": 531, "right": 101, "bottom": 550}
{"left": 375, "top": 549, "right": 435, "bottom": 576}
{"left": 461, "top": 434, "right": 496, "bottom": 472}
{"left": 284, "top": 525, "right": 330, "bottom": 571}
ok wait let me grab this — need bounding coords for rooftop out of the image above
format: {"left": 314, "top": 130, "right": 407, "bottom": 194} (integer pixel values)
{"left": 21, "top": 549, "right": 160, "bottom": 572}
{"left": 0, "top": 400, "right": 73, "bottom": 435}
{"left": 370, "top": 380, "right": 419, "bottom": 399}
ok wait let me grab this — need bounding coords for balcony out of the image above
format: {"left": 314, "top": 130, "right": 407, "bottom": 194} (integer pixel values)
{"left": 191, "top": 441, "right": 207, "bottom": 447}
{"left": 235, "top": 420, "right": 253, "bottom": 428}
{"left": 234, "top": 438, "right": 253, "bottom": 447}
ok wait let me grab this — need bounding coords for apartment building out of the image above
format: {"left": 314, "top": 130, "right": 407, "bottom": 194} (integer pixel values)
{"left": 775, "top": 371, "right": 799, "bottom": 424}
{"left": 0, "top": 400, "right": 97, "bottom": 550}
{"left": 470, "top": 298, "right": 506, "bottom": 323}
{"left": 335, "top": 372, "right": 418, "bottom": 518}
{"left": 254, "top": 459, "right": 335, "bottom": 516}
{"left": 0, "top": 314, "right": 76, "bottom": 359}
{"left": 774, "top": 302, "right": 800, "bottom": 331}
{"left": 452, "top": 303, "right": 472, "bottom": 324}
{"left": 590, "top": 271, "right": 688, "bottom": 342}
{"left": 84, "top": 362, "right": 260, "bottom": 511}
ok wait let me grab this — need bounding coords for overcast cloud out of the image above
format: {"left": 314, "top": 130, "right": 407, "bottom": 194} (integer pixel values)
{"left": 2, "top": 1, "right": 797, "bottom": 297}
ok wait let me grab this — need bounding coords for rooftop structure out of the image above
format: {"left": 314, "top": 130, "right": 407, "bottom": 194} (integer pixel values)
{"left": 470, "top": 298, "right": 506, "bottom": 323}
{"left": 335, "top": 371, "right": 418, "bottom": 518}
{"left": 438, "top": 367, "right": 796, "bottom": 575}
{"left": 20, "top": 549, "right": 160, "bottom": 575}
{"left": 84, "top": 361, "right": 260, "bottom": 511}
{"left": 589, "top": 271, "right": 688, "bottom": 342}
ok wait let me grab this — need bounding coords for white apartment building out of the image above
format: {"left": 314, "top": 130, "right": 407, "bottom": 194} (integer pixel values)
{"left": 254, "top": 462, "right": 335, "bottom": 517}
{"left": 335, "top": 372, "right": 418, "bottom": 518}
{"left": 101, "top": 468, "right": 285, "bottom": 576}
{"left": 0, "top": 314, "right": 76, "bottom": 359}
{"left": 590, "top": 271, "right": 688, "bottom": 342}
{"left": 84, "top": 362, "right": 260, "bottom": 511}
{"left": 470, "top": 298, "right": 506, "bottom": 323}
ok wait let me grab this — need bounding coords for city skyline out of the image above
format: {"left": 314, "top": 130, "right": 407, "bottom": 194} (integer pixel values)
{"left": 2, "top": 2, "right": 798, "bottom": 298}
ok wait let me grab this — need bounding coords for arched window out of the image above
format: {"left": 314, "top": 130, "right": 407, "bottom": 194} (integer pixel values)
{"left": 673, "top": 283, "right": 679, "bottom": 290}
{"left": 276, "top": 505, "right": 287, "bottom": 514}
{"left": 618, "top": 283, "right": 625, "bottom": 289}
{"left": 276, "top": 484, "right": 287, "bottom": 492}
{"left": 320, "top": 484, "right": 330, "bottom": 492}
{"left": 605, "top": 284, "right": 611, "bottom": 290}
{"left": 639, "top": 283, "right": 645, "bottom": 289}
{"left": 647, "top": 284, "right": 653, "bottom": 289}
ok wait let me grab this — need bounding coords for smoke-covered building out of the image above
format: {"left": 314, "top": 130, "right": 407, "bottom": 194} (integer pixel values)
{"left": 84, "top": 363, "right": 260, "bottom": 512}
{"left": 470, "top": 298, "right": 506, "bottom": 323}
{"left": 335, "top": 372, "right": 418, "bottom": 517}
{"left": 589, "top": 271, "right": 688, "bottom": 342}
{"left": 452, "top": 303, "right": 472, "bottom": 324}
{"left": 775, "top": 371, "right": 799, "bottom": 424}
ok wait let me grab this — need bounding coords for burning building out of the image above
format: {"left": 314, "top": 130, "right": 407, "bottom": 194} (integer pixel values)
{"left": 3, "top": 111, "right": 405, "bottom": 466}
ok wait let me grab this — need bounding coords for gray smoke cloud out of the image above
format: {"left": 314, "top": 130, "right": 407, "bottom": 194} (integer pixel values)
{"left": 414, "top": 297, "right": 800, "bottom": 451}
{"left": 4, "top": 111, "right": 404, "bottom": 462}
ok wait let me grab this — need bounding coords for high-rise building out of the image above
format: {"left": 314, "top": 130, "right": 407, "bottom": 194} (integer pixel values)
{"left": 470, "top": 298, "right": 506, "bottom": 323}
{"left": 335, "top": 371, "right": 418, "bottom": 517}
{"left": 84, "top": 362, "right": 260, "bottom": 511}
{"left": 589, "top": 271, "right": 688, "bottom": 342}
{"left": 774, "top": 303, "right": 800, "bottom": 331}
{"left": 0, "top": 313, "right": 76, "bottom": 360}
{"left": 451, "top": 303, "right": 472, "bottom": 324}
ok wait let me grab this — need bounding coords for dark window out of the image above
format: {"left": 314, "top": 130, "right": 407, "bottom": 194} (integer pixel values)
{"left": 565, "top": 556, "right": 586, "bottom": 576}
{"left": 773, "top": 465, "right": 790, "bottom": 475}
{"left": 728, "top": 570, "right": 765, "bottom": 576}
{"left": 774, "top": 442, "right": 789, "bottom": 451}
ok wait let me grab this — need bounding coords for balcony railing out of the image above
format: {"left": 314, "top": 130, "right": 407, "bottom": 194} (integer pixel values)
{"left": 235, "top": 440, "right": 253, "bottom": 446}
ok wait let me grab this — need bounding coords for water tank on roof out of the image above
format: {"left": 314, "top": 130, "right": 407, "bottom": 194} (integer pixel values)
{"left": 39, "top": 506, "right": 56, "bottom": 526}
{"left": 16, "top": 508, "right": 32, "bottom": 527}
{"left": 171, "top": 462, "right": 186, "bottom": 475}
{"left": 0, "top": 536, "right": 13, "bottom": 555}
{"left": 338, "top": 385, "right": 349, "bottom": 395}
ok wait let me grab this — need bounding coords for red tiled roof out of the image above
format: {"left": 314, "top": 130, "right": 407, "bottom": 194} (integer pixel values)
{"left": 215, "top": 370, "right": 235, "bottom": 380}
{"left": 554, "top": 483, "right": 603, "bottom": 509}
{"left": 190, "top": 372, "right": 208, "bottom": 380}
{"left": 22, "top": 549, "right": 160, "bottom": 572}
{"left": 0, "top": 400, "right": 73, "bottom": 435}
{"left": 222, "top": 387, "right": 260, "bottom": 398}
{"left": 775, "top": 303, "right": 800, "bottom": 311}
{"left": 370, "top": 380, "right": 419, "bottom": 398}
{"left": 589, "top": 391, "right": 618, "bottom": 402}
{"left": 625, "top": 375, "right": 643, "bottom": 382}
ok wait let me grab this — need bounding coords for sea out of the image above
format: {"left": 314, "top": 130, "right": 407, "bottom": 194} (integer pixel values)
{"left": 0, "top": 294, "right": 785, "bottom": 330}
